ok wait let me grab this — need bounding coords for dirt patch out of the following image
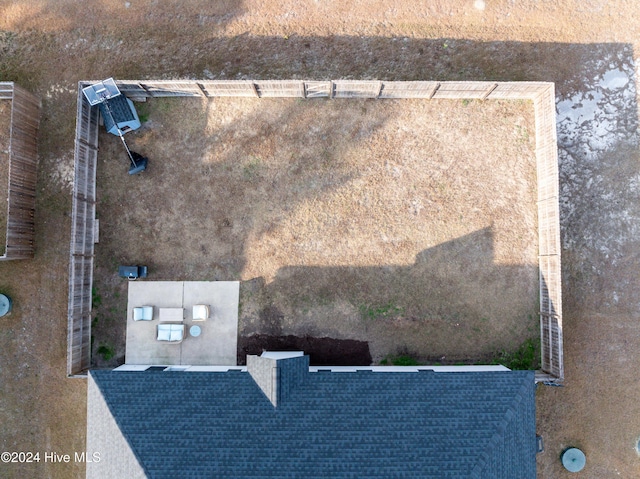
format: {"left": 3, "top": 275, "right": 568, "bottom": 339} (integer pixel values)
{"left": 0, "top": 100, "right": 9, "bottom": 255}
{"left": 92, "top": 95, "right": 538, "bottom": 367}
{"left": 238, "top": 334, "right": 372, "bottom": 366}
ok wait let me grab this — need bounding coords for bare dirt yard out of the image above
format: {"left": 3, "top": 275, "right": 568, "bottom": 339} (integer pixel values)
{"left": 91, "top": 96, "right": 538, "bottom": 368}
{"left": 2, "top": 1, "right": 640, "bottom": 478}
{"left": 0, "top": 101, "right": 9, "bottom": 254}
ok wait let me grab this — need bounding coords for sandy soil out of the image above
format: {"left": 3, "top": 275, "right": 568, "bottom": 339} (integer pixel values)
{"left": 1, "top": 1, "right": 640, "bottom": 477}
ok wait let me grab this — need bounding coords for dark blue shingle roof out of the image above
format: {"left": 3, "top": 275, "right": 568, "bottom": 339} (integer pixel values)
{"left": 90, "top": 368, "right": 536, "bottom": 479}
{"left": 97, "top": 95, "right": 137, "bottom": 133}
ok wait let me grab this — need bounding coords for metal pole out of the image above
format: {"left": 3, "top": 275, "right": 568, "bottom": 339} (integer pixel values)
{"left": 100, "top": 95, "right": 139, "bottom": 168}
{"left": 117, "top": 130, "right": 138, "bottom": 167}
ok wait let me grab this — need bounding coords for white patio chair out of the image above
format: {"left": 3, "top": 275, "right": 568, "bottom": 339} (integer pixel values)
{"left": 192, "top": 304, "right": 210, "bottom": 322}
{"left": 133, "top": 306, "right": 153, "bottom": 321}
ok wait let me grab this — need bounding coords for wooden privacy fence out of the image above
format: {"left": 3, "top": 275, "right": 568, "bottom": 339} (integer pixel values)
{"left": 67, "top": 86, "right": 99, "bottom": 377}
{"left": 533, "top": 84, "right": 563, "bottom": 384}
{"left": 69, "top": 80, "right": 563, "bottom": 382}
{"left": 0, "top": 83, "right": 40, "bottom": 260}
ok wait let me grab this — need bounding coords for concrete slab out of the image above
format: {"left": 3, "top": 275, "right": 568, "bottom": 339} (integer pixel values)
{"left": 128, "top": 281, "right": 184, "bottom": 316}
{"left": 182, "top": 281, "right": 239, "bottom": 365}
{"left": 125, "top": 281, "right": 184, "bottom": 365}
{"left": 125, "top": 281, "right": 239, "bottom": 366}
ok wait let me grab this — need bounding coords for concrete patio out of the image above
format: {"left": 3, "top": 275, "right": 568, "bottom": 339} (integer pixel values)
{"left": 125, "top": 281, "right": 239, "bottom": 366}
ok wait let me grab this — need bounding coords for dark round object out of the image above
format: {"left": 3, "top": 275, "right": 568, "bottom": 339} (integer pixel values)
{"left": 128, "top": 152, "right": 148, "bottom": 175}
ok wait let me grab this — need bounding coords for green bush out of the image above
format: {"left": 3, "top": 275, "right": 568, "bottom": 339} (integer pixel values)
{"left": 136, "top": 102, "right": 150, "bottom": 123}
{"left": 381, "top": 354, "right": 420, "bottom": 366}
{"left": 97, "top": 343, "right": 115, "bottom": 361}
{"left": 491, "top": 338, "right": 539, "bottom": 370}
{"left": 91, "top": 287, "right": 102, "bottom": 308}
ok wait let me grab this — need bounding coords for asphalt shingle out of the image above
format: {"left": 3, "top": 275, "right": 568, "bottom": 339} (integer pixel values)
{"left": 89, "top": 363, "right": 536, "bottom": 479}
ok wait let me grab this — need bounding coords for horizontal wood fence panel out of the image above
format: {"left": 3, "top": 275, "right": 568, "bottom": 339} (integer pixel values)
{"left": 110, "top": 82, "right": 149, "bottom": 98}
{"left": 431, "top": 81, "right": 498, "bottom": 99}
{"left": 141, "top": 81, "right": 204, "bottom": 97}
{"left": 304, "top": 81, "right": 332, "bottom": 98}
{"left": 333, "top": 80, "right": 381, "bottom": 98}
{"left": 254, "top": 81, "right": 305, "bottom": 98}
{"left": 487, "top": 82, "right": 550, "bottom": 99}
{"left": 379, "top": 81, "right": 439, "bottom": 98}
{"left": 199, "top": 81, "right": 258, "bottom": 97}
{"left": 0, "top": 82, "right": 14, "bottom": 100}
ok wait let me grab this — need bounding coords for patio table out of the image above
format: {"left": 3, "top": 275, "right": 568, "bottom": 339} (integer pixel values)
{"left": 159, "top": 307, "right": 184, "bottom": 321}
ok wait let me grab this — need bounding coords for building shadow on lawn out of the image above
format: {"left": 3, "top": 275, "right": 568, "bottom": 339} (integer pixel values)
{"left": 89, "top": 39, "right": 638, "bottom": 372}
{"left": 240, "top": 226, "right": 539, "bottom": 366}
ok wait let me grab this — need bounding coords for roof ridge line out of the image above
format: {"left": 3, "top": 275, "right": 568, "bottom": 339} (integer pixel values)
{"left": 469, "top": 373, "right": 534, "bottom": 478}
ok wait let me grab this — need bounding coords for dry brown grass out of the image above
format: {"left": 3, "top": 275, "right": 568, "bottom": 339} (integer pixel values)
{"left": 2, "top": 1, "right": 640, "bottom": 477}
{"left": 92, "top": 95, "right": 538, "bottom": 366}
